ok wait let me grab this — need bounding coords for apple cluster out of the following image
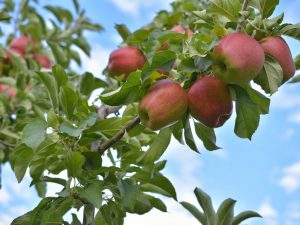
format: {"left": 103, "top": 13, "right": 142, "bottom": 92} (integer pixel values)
{"left": 106, "top": 28, "right": 295, "bottom": 131}
{"left": 0, "top": 36, "right": 52, "bottom": 98}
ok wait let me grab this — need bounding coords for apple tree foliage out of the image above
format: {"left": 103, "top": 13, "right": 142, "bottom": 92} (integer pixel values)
{"left": 0, "top": 0, "right": 299, "bottom": 224}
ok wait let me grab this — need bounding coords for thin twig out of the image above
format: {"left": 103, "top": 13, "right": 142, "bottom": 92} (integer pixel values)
{"left": 0, "top": 140, "right": 16, "bottom": 148}
{"left": 97, "top": 116, "right": 141, "bottom": 155}
{"left": 237, "top": 0, "right": 249, "bottom": 32}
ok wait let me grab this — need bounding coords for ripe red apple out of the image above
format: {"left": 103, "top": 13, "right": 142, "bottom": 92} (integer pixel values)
{"left": 0, "top": 84, "right": 17, "bottom": 98}
{"left": 260, "top": 36, "right": 296, "bottom": 82}
{"left": 9, "top": 36, "right": 36, "bottom": 55}
{"left": 138, "top": 79, "right": 188, "bottom": 130}
{"left": 171, "top": 25, "right": 193, "bottom": 36}
{"left": 107, "top": 47, "right": 146, "bottom": 79}
{"left": 188, "top": 76, "right": 233, "bottom": 128}
{"left": 212, "top": 32, "right": 265, "bottom": 86}
{"left": 34, "top": 55, "right": 52, "bottom": 69}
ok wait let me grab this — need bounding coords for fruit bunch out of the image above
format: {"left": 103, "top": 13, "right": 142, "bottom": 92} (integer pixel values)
{"left": 105, "top": 28, "right": 295, "bottom": 131}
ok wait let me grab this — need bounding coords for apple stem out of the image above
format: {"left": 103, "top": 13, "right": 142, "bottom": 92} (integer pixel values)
{"left": 237, "top": 0, "right": 249, "bottom": 32}
{"left": 97, "top": 116, "right": 141, "bottom": 154}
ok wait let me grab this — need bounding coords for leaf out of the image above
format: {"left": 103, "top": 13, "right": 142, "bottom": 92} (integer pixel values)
{"left": 181, "top": 201, "right": 206, "bottom": 225}
{"left": 232, "top": 210, "right": 262, "bottom": 225}
{"left": 94, "top": 210, "right": 108, "bottom": 225}
{"left": 295, "top": 55, "right": 300, "bottom": 70}
{"left": 115, "top": 24, "right": 131, "bottom": 41}
{"left": 80, "top": 72, "right": 107, "bottom": 96}
{"left": 79, "top": 181, "right": 103, "bottom": 208}
{"left": 100, "top": 71, "right": 142, "bottom": 106}
{"left": 47, "top": 41, "right": 68, "bottom": 67}
{"left": 60, "top": 121, "right": 82, "bottom": 137}
{"left": 128, "top": 194, "right": 152, "bottom": 215}
{"left": 59, "top": 85, "right": 78, "bottom": 118}
{"left": 194, "top": 122, "right": 220, "bottom": 151}
{"left": 36, "top": 72, "right": 59, "bottom": 110}
{"left": 146, "top": 195, "right": 167, "bottom": 212}
{"left": 216, "top": 198, "right": 236, "bottom": 225}
{"left": 208, "top": 0, "right": 242, "bottom": 20}
{"left": 289, "top": 74, "right": 300, "bottom": 83}
{"left": 279, "top": 24, "right": 300, "bottom": 41}
{"left": 194, "top": 187, "right": 216, "bottom": 223}
{"left": 71, "top": 213, "right": 81, "bottom": 225}
{"left": 234, "top": 86, "right": 260, "bottom": 140}
{"left": 118, "top": 179, "right": 140, "bottom": 211}
{"left": 52, "top": 64, "right": 68, "bottom": 88}
{"left": 73, "top": 37, "right": 91, "bottom": 56}
{"left": 65, "top": 151, "right": 85, "bottom": 177}
{"left": 254, "top": 55, "right": 283, "bottom": 95}
{"left": 246, "top": 87, "right": 270, "bottom": 114}
{"left": 10, "top": 144, "right": 34, "bottom": 182}
{"left": 137, "top": 127, "right": 172, "bottom": 165}
{"left": 101, "top": 201, "right": 125, "bottom": 225}
{"left": 249, "top": 0, "right": 279, "bottom": 18}
{"left": 184, "top": 116, "right": 199, "bottom": 152}
{"left": 22, "top": 119, "right": 47, "bottom": 150}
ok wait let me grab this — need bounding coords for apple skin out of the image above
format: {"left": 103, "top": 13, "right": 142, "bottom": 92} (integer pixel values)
{"left": 107, "top": 47, "right": 146, "bottom": 79}
{"left": 0, "top": 84, "right": 17, "bottom": 98}
{"left": 171, "top": 25, "right": 193, "bottom": 36}
{"left": 260, "top": 36, "right": 296, "bottom": 82}
{"left": 34, "top": 55, "right": 52, "bottom": 69}
{"left": 9, "top": 36, "right": 35, "bottom": 55}
{"left": 187, "top": 76, "right": 233, "bottom": 128}
{"left": 138, "top": 79, "right": 188, "bottom": 130}
{"left": 212, "top": 32, "right": 265, "bottom": 86}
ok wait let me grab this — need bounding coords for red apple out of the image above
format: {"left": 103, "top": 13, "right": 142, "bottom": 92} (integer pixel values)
{"left": 34, "top": 55, "right": 52, "bottom": 69}
{"left": 260, "top": 36, "right": 296, "bottom": 82}
{"left": 138, "top": 79, "right": 188, "bottom": 130}
{"left": 107, "top": 47, "right": 146, "bottom": 79}
{"left": 9, "top": 36, "right": 36, "bottom": 55}
{"left": 212, "top": 32, "right": 265, "bottom": 86}
{"left": 188, "top": 76, "right": 233, "bottom": 128}
{"left": 171, "top": 25, "right": 193, "bottom": 36}
{"left": 0, "top": 84, "right": 17, "bottom": 98}
{"left": 3, "top": 48, "right": 24, "bottom": 62}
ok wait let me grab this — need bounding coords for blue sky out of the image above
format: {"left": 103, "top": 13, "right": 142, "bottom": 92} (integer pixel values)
{"left": 1, "top": 1, "right": 300, "bottom": 225}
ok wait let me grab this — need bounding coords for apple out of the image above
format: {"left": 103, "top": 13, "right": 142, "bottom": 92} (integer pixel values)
{"left": 212, "top": 32, "right": 265, "bottom": 86}
{"left": 171, "top": 25, "right": 193, "bottom": 36}
{"left": 9, "top": 36, "right": 36, "bottom": 55}
{"left": 0, "top": 84, "right": 17, "bottom": 98}
{"left": 138, "top": 79, "right": 188, "bottom": 130}
{"left": 188, "top": 76, "right": 233, "bottom": 128}
{"left": 107, "top": 47, "right": 146, "bottom": 79}
{"left": 34, "top": 55, "right": 52, "bottom": 69}
{"left": 260, "top": 36, "right": 296, "bottom": 82}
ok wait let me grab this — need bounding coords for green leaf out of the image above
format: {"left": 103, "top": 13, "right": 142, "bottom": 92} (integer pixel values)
{"left": 234, "top": 86, "right": 260, "bottom": 140}
{"left": 65, "top": 151, "right": 85, "bottom": 177}
{"left": 216, "top": 198, "right": 236, "bottom": 225}
{"left": 73, "top": 37, "right": 91, "bottom": 56}
{"left": 295, "top": 55, "right": 300, "bottom": 70}
{"left": 246, "top": 87, "right": 270, "bottom": 114}
{"left": 47, "top": 41, "right": 68, "bottom": 67}
{"left": 137, "top": 127, "right": 172, "bottom": 165}
{"left": 194, "top": 122, "right": 220, "bottom": 151}
{"left": 80, "top": 72, "right": 107, "bottom": 96}
{"left": 254, "top": 55, "right": 283, "bottom": 95}
{"left": 146, "top": 195, "right": 167, "bottom": 212}
{"left": 79, "top": 181, "right": 103, "bottom": 208}
{"left": 289, "top": 74, "right": 300, "bottom": 83}
{"left": 249, "top": 0, "right": 279, "bottom": 18}
{"left": 141, "top": 50, "right": 176, "bottom": 81}
{"left": 47, "top": 109, "right": 59, "bottom": 128}
{"left": 181, "top": 201, "right": 206, "bottom": 225}
{"left": 72, "top": 0, "right": 79, "bottom": 12}
{"left": 101, "top": 201, "right": 125, "bottom": 225}
{"left": 208, "top": 0, "right": 242, "bottom": 20}
{"left": 100, "top": 71, "right": 142, "bottom": 106}
{"left": 94, "top": 210, "right": 108, "bottom": 225}
{"left": 71, "top": 213, "right": 81, "bottom": 225}
{"left": 146, "top": 174, "right": 177, "bottom": 200}
{"left": 22, "top": 119, "right": 47, "bottom": 150}
{"left": 36, "top": 72, "right": 59, "bottom": 110}
{"left": 118, "top": 179, "right": 140, "bottom": 211}
{"left": 184, "top": 116, "right": 199, "bottom": 153}
{"left": 59, "top": 86, "right": 78, "bottom": 118}
{"left": 232, "top": 210, "right": 262, "bottom": 225}
{"left": 115, "top": 24, "right": 131, "bottom": 41}
{"left": 141, "top": 183, "right": 173, "bottom": 198}
{"left": 10, "top": 144, "right": 34, "bottom": 182}
{"left": 52, "top": 64, "right": 68, "bottom": 88}
{"left": 35, "top": 182, "right": 47, "bottom": 198}
{"left": 82, "top": 152, "right": 102, "bottom": 170}
{"left": 279, "top": 24, "right": 300, "bottom": 41}
{"left": 194, "top": 187, "right": 216, "bottom": 223}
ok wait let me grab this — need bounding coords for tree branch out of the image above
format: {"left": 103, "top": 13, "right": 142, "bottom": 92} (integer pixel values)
{"left": 96, "top": 105, "right": 121, "bottom": 120}
{"left": 97, "top": 116, "right": 141, "bottom": 154}
{"left": 0, "top": 140, "right": 16, "bottom": 148}
{"left": 237, "top": 0, "right": 249, "bottom": 32}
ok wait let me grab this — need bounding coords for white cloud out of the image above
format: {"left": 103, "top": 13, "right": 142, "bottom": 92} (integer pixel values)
{"left": 271, "top": 86, "right": 300, "bottom": 109}
{"left": 281, "top": 128, "right": 296, "bottom": 140}
{"left": 0, "top": 214, "right": 14, "bottom": 225}
{"left": 279, "top": 161, "right": 300, "bottom": 193}
{"left": 0, "top": 188, "right": 11, "bottom": 206}
{"left": 258, "top": 200, "right": 278, "bottom": 225}
{"left": 288, "top": 112, "right": 300, "bottom": 124}
{"left": 108, "top": 0, "right": 172, "bottom": 17}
